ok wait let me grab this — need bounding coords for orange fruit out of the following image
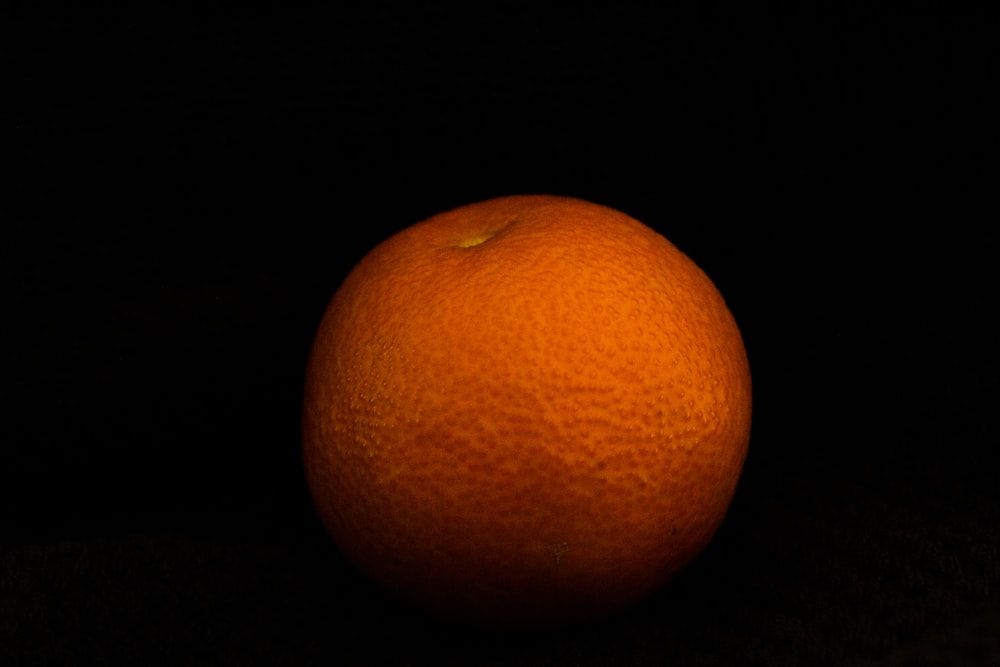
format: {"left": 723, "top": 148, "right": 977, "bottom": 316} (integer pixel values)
{"left": 302, "top": 195, "right": 751, "bottom": 628}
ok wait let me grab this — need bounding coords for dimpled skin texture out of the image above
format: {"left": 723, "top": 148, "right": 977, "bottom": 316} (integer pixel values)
{"left": 302, "top": 195, "right": 752, "bottom": 628}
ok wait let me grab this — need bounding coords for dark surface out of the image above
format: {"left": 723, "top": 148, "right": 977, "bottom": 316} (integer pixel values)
{"left": 4, "top": 3, "right": 999, "bottom": 665}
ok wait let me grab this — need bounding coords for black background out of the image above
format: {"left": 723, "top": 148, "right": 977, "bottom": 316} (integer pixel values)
{"left": 4, "top": 2, "right": 999, "bottom": 665}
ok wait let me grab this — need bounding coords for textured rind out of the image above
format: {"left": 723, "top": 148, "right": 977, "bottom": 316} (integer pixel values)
{"left": 302, "top": 195, "right": 752, "bottom": 627}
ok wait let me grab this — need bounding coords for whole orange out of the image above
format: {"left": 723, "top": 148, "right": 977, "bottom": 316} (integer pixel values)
{"left": 302, "top": 195, "right": 751, "bottom": 628}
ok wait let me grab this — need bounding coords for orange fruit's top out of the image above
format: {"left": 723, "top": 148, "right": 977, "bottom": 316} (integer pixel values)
{"left": 302, "top": 195, "right": 751, "bottom": 628}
